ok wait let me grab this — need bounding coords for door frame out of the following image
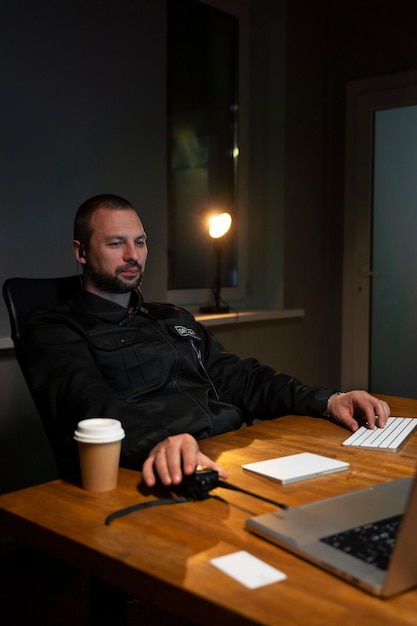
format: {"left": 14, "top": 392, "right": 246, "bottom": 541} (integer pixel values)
{"left": 342, "top": 70, "right": 417, "bottom": 391}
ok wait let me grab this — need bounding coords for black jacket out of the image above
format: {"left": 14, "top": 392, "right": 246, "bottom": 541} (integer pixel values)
{"left": 24, "top": 289, "right": 337, "bottom": 469}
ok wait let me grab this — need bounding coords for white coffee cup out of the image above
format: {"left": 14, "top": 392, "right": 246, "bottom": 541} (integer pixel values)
{"left": 74, "top": 418, "right": 125, "bottom": 492}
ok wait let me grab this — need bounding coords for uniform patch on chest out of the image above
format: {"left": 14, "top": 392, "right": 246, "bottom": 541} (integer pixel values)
{"left": 174, "top": 325, "right": 200, "bottom": 340}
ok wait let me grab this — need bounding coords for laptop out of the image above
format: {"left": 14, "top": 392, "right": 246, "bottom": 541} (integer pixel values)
{"left": 246, "top": 474, "right": 417, "bottom": 597}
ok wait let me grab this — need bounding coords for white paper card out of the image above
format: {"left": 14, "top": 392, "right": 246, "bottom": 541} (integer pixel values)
{"left": 242, "top": 452, "right": 349, "bottom": 484}
{"left": 210, "top": 550, "right": 287, "bottom": 589}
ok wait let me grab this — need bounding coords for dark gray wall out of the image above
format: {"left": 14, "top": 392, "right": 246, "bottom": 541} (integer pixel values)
{"left": 0, "top": 0, "right": 167, "bottom": 344}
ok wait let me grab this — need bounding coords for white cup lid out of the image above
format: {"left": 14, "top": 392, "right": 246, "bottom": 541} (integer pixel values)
{"left": 73, "top": 418, "right": 125, "bottom": 444}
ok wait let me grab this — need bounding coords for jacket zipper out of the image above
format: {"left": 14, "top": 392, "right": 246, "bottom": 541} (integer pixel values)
{"left": 188, "top": 338, "right": 220, "bottom": 401}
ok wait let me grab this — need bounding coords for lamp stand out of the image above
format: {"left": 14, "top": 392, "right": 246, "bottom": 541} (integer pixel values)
{"left": 199, "top": 239, "right": 230, "bottom": 314}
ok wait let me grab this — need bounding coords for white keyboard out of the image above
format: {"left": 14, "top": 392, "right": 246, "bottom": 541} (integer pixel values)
{"left": 342, "top": 416, "right": 417, "bottom": 452}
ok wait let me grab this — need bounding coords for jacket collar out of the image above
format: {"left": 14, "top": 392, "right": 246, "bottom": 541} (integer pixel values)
{"left": 73, "top": 288, "right": 147, "bottom": 324}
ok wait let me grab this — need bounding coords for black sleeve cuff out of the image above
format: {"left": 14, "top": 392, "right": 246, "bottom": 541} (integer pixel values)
{"left": 310, "top": 388, "right": 339, "bottom": 417}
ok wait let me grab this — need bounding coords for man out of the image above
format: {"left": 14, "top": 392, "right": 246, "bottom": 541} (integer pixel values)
{"left": 25, "top": 194, "right": 390, "bottom": 488}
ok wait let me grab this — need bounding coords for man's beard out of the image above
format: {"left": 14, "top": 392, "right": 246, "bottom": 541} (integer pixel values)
{"left": 86, "top": 263, "right": 144, "bottom": 294}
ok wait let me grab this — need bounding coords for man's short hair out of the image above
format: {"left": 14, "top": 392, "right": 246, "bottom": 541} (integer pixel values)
{"left": 74, "top": 194, "right": 135, "bottom": 247}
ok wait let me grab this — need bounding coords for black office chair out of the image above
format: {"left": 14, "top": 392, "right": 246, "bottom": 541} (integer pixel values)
{"left": 2, "top": 275, "right": 82, "bottom": 474}
{"left": 3, "top": 275, "right": 81, "bottom": 354}
{"left": 3, "top": 275, "right": 131, "bottom": 622}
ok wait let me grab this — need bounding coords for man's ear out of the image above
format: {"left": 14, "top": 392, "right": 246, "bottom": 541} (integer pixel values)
{"left": 73, "top": 240, "right": 87, "bottom": 264}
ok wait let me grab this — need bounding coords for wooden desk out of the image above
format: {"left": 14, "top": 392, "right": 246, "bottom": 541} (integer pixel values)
{"left": 1, "top": 394, "right": 417, "bottom": 625}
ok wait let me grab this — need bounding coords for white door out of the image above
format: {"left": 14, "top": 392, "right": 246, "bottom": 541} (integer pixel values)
{"left": 342, "top": 71, "right": 417, "bottom": 398}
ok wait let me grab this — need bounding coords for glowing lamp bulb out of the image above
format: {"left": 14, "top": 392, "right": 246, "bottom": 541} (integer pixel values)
{"left": 208, "top": 213, "right": 232, "bottom": 239}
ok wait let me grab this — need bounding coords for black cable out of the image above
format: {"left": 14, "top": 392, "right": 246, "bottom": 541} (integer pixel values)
{"left": 104, "top": 469, "right": 288, "bottom": 525}
{"left": 216, "top": 479, "right": 288, "bottom": 509}
{"left": 105, "top": 497, "right": 189, "bottom": 525}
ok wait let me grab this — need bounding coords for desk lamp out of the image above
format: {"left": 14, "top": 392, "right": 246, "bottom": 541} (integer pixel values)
{"left": 199, "top": 212, "right": 232, "bottom": 314}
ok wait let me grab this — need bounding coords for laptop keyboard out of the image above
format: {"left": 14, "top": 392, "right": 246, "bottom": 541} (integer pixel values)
{"left": 320, "top": 514, "right": 403, "bottom": 570}
{"left": 342, "top": 416, "right": 417, "bottom": 452}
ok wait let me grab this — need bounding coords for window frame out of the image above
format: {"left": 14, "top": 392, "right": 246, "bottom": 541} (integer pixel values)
{"left": 166, "top": 0, "right": 249, "bottom": 310}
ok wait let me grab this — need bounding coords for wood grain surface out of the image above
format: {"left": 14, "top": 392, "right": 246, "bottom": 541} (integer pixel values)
{"left": 0, "top": 394, "right": 416, "bottom": 625}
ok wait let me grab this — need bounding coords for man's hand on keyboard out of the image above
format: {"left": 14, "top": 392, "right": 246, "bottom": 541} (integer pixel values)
{"left": 327, "top": 390, "right": 390, "bottom": 432}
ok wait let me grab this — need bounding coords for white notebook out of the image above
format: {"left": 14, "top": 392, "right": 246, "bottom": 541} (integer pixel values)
{"left": 242, "top": 452, "right": 350, "bottom": 485}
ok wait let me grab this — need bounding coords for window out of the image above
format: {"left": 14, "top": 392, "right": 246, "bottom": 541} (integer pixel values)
{"left": 167, "top": 0, "right": 247, "bottom": 308}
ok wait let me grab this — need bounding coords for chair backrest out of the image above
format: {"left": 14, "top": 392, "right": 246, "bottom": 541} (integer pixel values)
{"left": 3, "top": 275, "right": 81, "bottom": 348}
{"left": 2, "top": 275, "right": 82, "bottom": 476}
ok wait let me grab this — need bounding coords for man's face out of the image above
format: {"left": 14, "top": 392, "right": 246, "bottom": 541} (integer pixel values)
{"left": 76, "top": 207, "right": 148, "bottom": 296}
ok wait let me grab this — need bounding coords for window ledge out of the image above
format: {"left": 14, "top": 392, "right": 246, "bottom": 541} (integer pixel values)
{"left": 195, "top": 308, "right": 304, "bottom": 327}
{"left": 0, "top": 309, "right": 305, "bottom": 349}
